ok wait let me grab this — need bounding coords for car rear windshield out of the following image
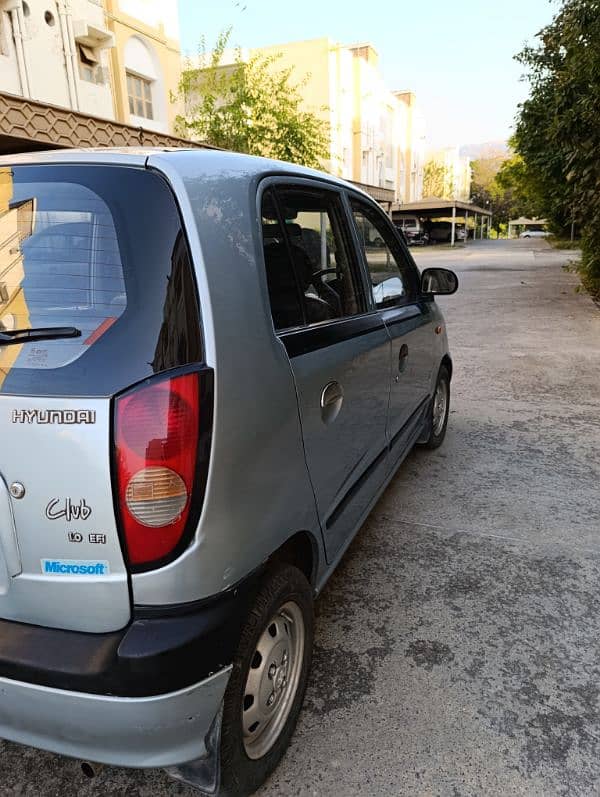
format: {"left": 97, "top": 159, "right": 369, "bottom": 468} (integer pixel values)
{"left": 0, "top": 164, "right": 201, "bottom": 396}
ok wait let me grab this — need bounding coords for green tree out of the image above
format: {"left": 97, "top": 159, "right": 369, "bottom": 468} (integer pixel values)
{"left": 470, "top": 150, "right": 532, "bottom": 235}
{"left": 471, "top": 147, "right": 507, "bottom": 191}
{"left": 495, "top": 152, "right": 546, "bottom": 220}
{"left": 513, "top": 0, "right": 600, "bottom": 293}
{"left": 174, "top": 30, "right": 330, "bottom": 169}
{"left": 470, "top": 154, "right": 502, "bottom": 233}
{"left": 422, "top": 160, "right": 453, "bottom": 198}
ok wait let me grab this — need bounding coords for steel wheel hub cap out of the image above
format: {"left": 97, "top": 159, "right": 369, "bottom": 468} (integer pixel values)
{"left": 432, "top": 379, "right": 448, "bottom": 436}
{"left": 242, "top": 601, "right": 305, "bottom": 760}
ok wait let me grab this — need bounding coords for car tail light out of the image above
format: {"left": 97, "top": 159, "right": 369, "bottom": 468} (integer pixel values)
{"left": 115, "top": 371, "right": 210, "bottom": 569}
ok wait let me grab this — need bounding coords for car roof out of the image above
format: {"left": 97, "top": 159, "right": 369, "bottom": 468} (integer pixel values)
{"left": 0, "top": 147, "right": 153, "bottom": 168}
{"left": 0, "top": 147, "right": 369, "bottom": 198}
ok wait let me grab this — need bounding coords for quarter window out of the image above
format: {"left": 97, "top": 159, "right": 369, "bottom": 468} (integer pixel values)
{"left": 261, "top": 186, "right": 365, "bottom": 331}
{"left": 126, "top": 72, "right": 153, "bottom": 119}
{"left": 351, "top": 199, "right": 417, "bottom": 309}
{"left": 261, "top": 189, "right": 305, "bottom": 331}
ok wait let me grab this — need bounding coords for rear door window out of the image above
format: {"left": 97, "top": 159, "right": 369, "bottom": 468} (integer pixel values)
{"left": 0, "top": 164, "right": 201, "bottom": 396}
{"left": 261, "top": 184, "right": 367, "bottom": 330}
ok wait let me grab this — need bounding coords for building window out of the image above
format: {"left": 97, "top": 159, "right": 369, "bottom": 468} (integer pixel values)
{"left": 126, "top": 72, "right": 153, "bottom": 120}
{"left": 78, "top": 44, "right": 105, "bottom": 84}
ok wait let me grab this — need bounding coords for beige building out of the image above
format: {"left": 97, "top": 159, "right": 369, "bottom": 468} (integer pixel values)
{"left": 185, "top": 37, "right": 426, "bottom": 204}
{"left": 394, "top": 90, "right": 426, "bottom": 204}
{"left": 0, "top": 0, "right": 188, "bottom": 152}
{"left": 346, "top": 46, "right": 426, "bottom": 203}
{"left": 254, "top": 39, "right": 426, "bottom": 203}
{"left": 0, "top": 0, "right": 116, "bottom": 119}
{"left": 105, "top": 0, "right": 181, "bottom": 134}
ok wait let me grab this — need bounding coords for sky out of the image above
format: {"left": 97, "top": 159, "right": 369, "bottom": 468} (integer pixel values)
{"left": 177, "top": 0, "right": 558, "bottom": 150}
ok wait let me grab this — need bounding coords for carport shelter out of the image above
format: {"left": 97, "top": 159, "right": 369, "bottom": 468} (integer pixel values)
{"left": 392, "top": 197, "right": 492, "bottom": 246}
{"left": 507, "top": 217, "right": 548, "bottom": 238}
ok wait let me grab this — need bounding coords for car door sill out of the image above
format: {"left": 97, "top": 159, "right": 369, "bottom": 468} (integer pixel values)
{"left": 389, "top": 396, "right": 430, "bottom": 452}
{"left": 325, "top": 447, "right": 388, "bottom": 530}
{"left": 315, "top": 405, "right": 429, "bottom": 595}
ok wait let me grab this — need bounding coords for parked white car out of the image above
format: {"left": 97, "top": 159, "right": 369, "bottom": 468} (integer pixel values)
{"left": 519, "top": 229, "right": 550, "bottom": 238}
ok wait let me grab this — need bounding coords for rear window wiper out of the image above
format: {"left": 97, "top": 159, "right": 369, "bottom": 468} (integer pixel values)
{"left": 0, "top": 326, "right": 81, "bottom": 345}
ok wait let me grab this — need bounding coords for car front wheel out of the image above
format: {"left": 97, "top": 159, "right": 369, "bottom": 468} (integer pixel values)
{"left": 220, "top": 563, "right": 314, "bottom": 796}
{"left": 420, "top": 365, "right": 450, "bottom": 449}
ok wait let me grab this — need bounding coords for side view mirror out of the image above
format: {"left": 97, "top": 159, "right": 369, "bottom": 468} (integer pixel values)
{"left": 420, "top": 267, "right": 459, "bottom": 296}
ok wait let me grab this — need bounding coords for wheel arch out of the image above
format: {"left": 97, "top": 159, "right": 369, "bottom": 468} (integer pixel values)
{"left": 441, "top": 354, "right": 453, "bottom": 381}
{"left": 267, "top": 531, "right": 320, "bottom": 590}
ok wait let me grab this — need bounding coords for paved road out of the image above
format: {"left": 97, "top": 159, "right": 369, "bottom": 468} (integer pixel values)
{"left": 2, "top": 239, "right": 600, "bottom": 796}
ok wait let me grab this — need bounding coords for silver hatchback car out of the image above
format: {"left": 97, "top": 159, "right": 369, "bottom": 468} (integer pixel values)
{"left": 0, "top": 149, "right": 457, "bottom": 795}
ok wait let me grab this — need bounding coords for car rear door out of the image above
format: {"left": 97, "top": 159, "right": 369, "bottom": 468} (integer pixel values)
{"left": 349, "top": 195, "right": 435, "bottom": 459}
{"left": 260, "top": 181, "right": 391, "bottom": 562}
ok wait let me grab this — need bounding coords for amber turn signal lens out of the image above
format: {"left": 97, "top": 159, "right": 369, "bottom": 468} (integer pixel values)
{"left": 125, "top": 466, "right": 187, "bottom": 528}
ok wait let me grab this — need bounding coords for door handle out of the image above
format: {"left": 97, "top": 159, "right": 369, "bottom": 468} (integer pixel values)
{"left": 320, "top": 381, "right": 344, "bottom": 424}
{"left": 398, "top": 344, "right": 409, "bottom": 373}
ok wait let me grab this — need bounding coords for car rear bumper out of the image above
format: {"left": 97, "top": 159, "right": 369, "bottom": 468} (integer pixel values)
{"left": 0, "top": 571, "right": 262, "bottom": 767}
{"left": 0, "top": 568, "right": 261, "bottom": 697}
{"left": 0, "top": 667, "right": 231, "bottom": 768}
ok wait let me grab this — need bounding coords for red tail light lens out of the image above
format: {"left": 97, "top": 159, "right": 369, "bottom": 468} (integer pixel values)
{"left": 115, "top": 373, "right": 199, "bottom": 567}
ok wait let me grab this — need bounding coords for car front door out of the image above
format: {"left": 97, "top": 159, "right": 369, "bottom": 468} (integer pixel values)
{"left": 260, "top": 181, "right": 391, "bottom": 562}
{"left": 349, "top": 195, "right": 435, "bottom": 459}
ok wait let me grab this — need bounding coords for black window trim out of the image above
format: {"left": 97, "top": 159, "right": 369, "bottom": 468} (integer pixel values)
{"left": 256, "top": 176, "right": 382, "bottom": 355}
{"left": 279, "top": 312, "right": 386, "bottom": 358}
{"left": 345, "top": 189, "right": 421, "bottom": 310}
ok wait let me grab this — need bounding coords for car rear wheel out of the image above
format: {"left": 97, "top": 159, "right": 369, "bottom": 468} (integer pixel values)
{"left": 220, "top": 563, "right": 313, "bottom": 796}
{"left": 420, "top": 365, "right": 450, "bottom": 449}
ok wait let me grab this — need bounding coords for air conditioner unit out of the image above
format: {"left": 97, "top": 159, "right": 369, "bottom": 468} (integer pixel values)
{"left": 72, "top": 20, "right": 115, "bottom": 49}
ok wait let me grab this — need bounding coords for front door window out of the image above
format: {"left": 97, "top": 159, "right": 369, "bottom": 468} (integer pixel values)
{"left": 351, "top": 200, "right": 418, "bottom": 309}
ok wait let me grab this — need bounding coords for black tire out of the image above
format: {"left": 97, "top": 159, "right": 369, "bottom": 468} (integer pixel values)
{"left": 220, "top": 564, "right": 314, "bottom": 797}
{"left": 419, "top": 365, "right": 450, "bottom": 450}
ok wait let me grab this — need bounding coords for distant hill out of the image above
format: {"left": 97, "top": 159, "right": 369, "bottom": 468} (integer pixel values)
{"left": 460, "top": 141, "right": 509, "bottom": 160}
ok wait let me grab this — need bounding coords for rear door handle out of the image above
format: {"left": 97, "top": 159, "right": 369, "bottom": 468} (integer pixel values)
{"left": 320, "top": 381, "right": 344, "bottom": 424}
{"left": 398, "top": 344, "right": 409, "bottom": 373}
